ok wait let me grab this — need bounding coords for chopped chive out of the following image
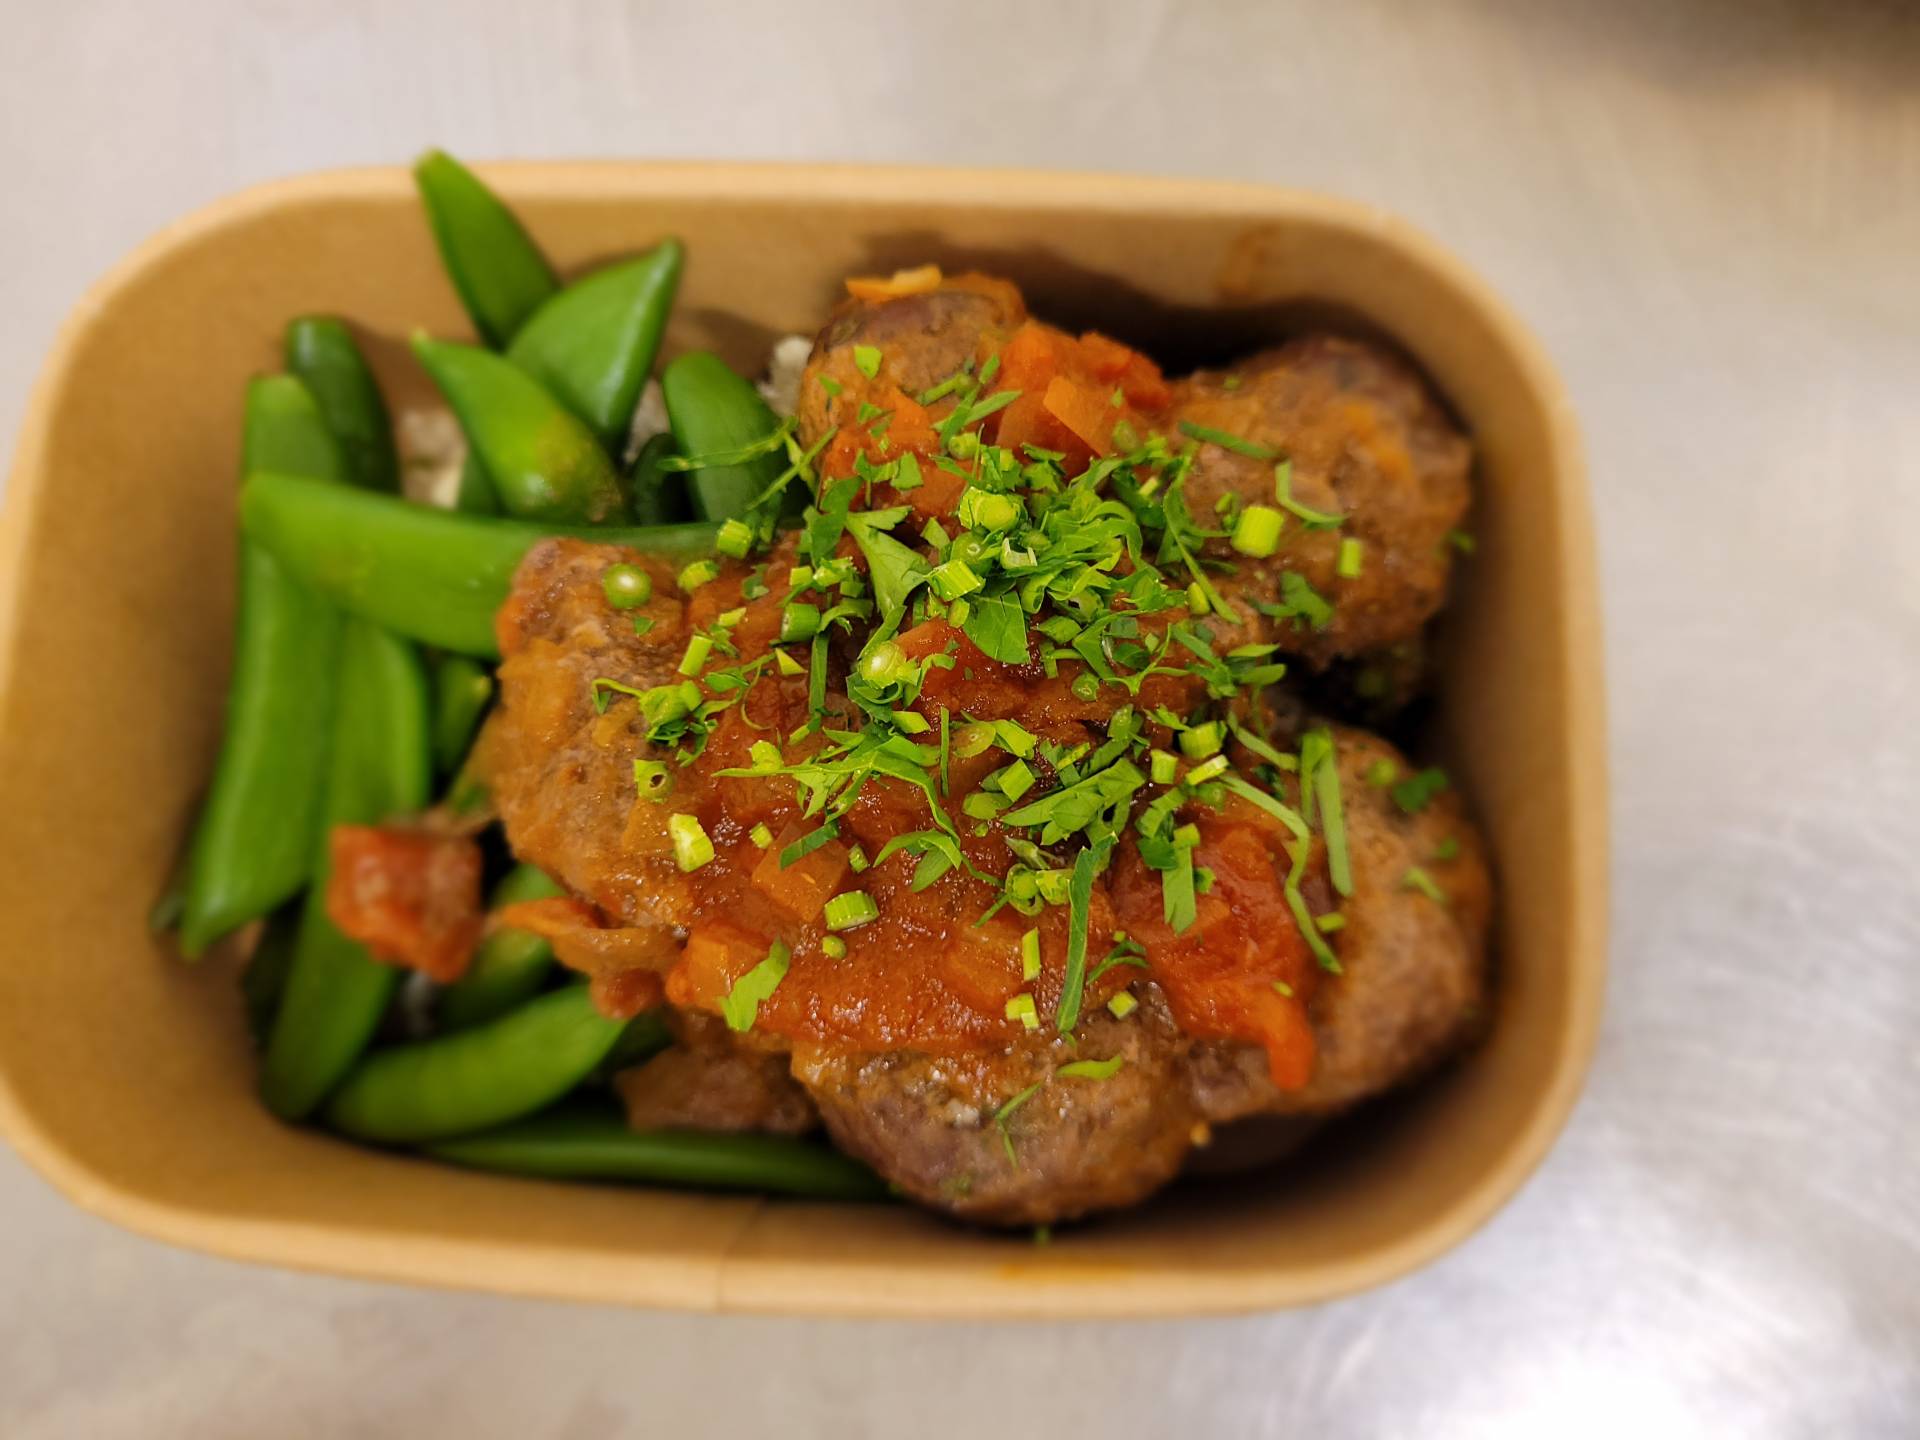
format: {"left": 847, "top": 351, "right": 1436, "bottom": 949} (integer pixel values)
{"left": 632, "top": 759, "right": 672, "bottom": 801}
{"left": 715, "top": 517, "right": 755, "bottom": 559}
{"left": 1178, "top": 721, "right": 1224, "bottom": 760}
{"left": 748, "top": 822, "right": 774, "bottom": 849}
{"left": 668, "top": 813, "right": 714, "bottom": 872}
{"left": 788, "top": 564, "right": 814, "bottom": 589}
{"left": 1053, "top": 848, "right": 1098, "bottom": 1034}
{"left": 1230, "top": 504, "right": 1285, "bottom": 558}
{"left": 1336, "top": 537, "right": 1364, "bottom": 579}
{"left": 677, "top": 558, "right": 719, "bottom": 593}
{"left": 1402, "top": 866, "right": 1448, "bottom": 904}
{"left": 1058, "top": 1056, "right": 1124, "bottom": 1080}
{"left": 1433, "top": 836, "right": 1461, "bottom": 862}
{"left": 993, "top": 1080, "right": 1044, "bottom": 1165}
{"left": 1106, "top": 991, "right": 1138, "bottom": 1019}
{"left": 1178, "top": 420, "right": 1276, "bottom": 460}
{"left": 1272, "top": 459, "right": 1344, "bottom": 527}
{"left": 1365, "top": 758, "right": 1398, "bottom": 787}
{"left": 1311, "top": 735, "right": 1353, "bottom": 898}
{"left": 676, "top": 634, "right": 713, "bottom": 677}
{"left": 1284, "top": 840, "right": 1342, "bottom": 973}
{"left": 774, "top": 648, "right": 804, "bottom": 677}
{"left": 1272, "top": 980, "right": 1294, "bottom": 997}
{"left": 1316, "top": 912, "right": 1346, "bottom": 933}
{"left": 822, "top": 935, "right": 847, "bottom": 959}
{"left": 1186, "top": 581, "right": 1210, "bottom": 616}
{"left": 1183, "top": 754, "right": 1229, "bottom": 786}
{"left": 928, "top": 557, "right": 983, "bottom": 600}
{"left": 852, "top": 344, "right": 882, "bottom": 379}
{"left": 1149, "top": 749, "right": 1179, "bottom": 785}
{"left": 824, "top": 890, "right": 879, "bottom": 931}
{"left": 1021, "top": 928, "right": 1041, "bottom": 981}
{"left": 778, "top": 823, "right": 839, "bottom": 869}
{"left": 631, "top": 615, "right": 655, "bottom": 637}
{"left": 1004, "top": 993, "right": 1040, "bottom": 1030}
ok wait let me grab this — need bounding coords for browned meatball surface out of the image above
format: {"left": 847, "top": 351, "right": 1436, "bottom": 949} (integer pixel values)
{"left": 792, "top": 729, "right": 1491, "bottom": 1224}
{"left": 796, "top": 274, "right": 1027, "bottom": 447}
{"left": 1172, "top": 337, "right": 1472, "bottom": 664}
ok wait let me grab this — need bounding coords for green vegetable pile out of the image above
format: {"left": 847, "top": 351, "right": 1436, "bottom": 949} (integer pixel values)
{"left": 152, "top": 150, "right": 884, "bottom": 1203}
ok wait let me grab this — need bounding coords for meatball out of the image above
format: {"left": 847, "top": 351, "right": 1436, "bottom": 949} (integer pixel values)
{"left": 796, "top": 274, "right": 1027, "bottom": 447}
{"left": 793, "top": 727, "right": 1491, "bottom": 1224}
{"left": 615, "top": 1013, "right": 818, "bottom": 1136}
{"left": 1172, "top": 337, "right": 1471, "bottom": 664}
{"left": 794, "top": 1003, "right": 1199, "bottom": 1225}
{"left": 1282, "top": 725, "right": 1491, "bottom": 1111}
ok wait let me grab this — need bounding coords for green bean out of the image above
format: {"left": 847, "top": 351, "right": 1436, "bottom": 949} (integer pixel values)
{"left": 507, "top": 240, "right": 684, "bottom": 453}
{"left": 284, "top": 317, "right": 399, "bottom": 493}
{"left": 627, "top": 431, "right": 690, "bottom": 524}
{"left": 412, "top": 149, "right": 557, "bottom": 348}
{"left": 260, "top": 618, "right": 432, "bottom": 1119}
{"left": 661, "top": 352, "right": 785, "bottom": 521}
{"left": 424, "top": 1102, "right": 890, "bottom": 1201}
{"left": 324, "top": 984, "right": 627, "bottom": 1144}
{"left": 437, "top": 865, "right": 563, "bottom": 1030}
{"left": 413, "top": 335, "right": 625, "bottom": 525}
{"left": 431, "top": 654, "right": 493, "bottom": 777}
{"left": 241, "top": 470, "right": 721, "bottom": 657}
{"left": 177, "top": 377, "right": 349, "bottom": 955}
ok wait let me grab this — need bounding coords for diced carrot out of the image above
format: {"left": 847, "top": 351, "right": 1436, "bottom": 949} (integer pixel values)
{"left": 668, "top": 920, "right": 771, "bottom": 1010}
{"left": 1077, "top": 331, "right": 1138, "bottom": 380}
{"left": 845, "top": 264, "right": 944, "bottom": 301}
{"left": 995, "top": 323, "right": 1063, "bottom": 392}
{"left": 1043, "top": 375, "right": 1119, "bottom": 455}
{"left": 325, "top": 824, "right": 484, "bottom": 982}
{"left": 751, "top": 822, "right": 850, "bottom": 919}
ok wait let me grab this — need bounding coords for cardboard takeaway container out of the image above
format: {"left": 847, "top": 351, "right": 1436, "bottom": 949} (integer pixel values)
{"left": 0, "top": 163, "right": 1606, "bottom": 1317}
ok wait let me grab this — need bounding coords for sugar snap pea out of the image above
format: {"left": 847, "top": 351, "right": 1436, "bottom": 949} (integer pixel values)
{"left": 241, "top": 470, "right": 721, "bottom": 656}
{"left": 260, "top": 617, "right": 431, "bottom": 1119}
{"left": 431, "top": 654, "right": 493, "bottom": 777}
{"left": 177, "top": 376, "right": 349, "bottom": 956}
{"left": 507, "top": 240, "right": 684, "bottom": 453}
{"left": 424, "top": 1102, "right": 890, "bottom": 1201}
{"left": 661, "top": 352, "right": 785, "bottom": 521}
{"left": 454, "top": 454, "right": 501, "bottom": 514}
{"left": 436, "top": 865, "right": 564, "bottom": 1030}
{"left": 413, "top": 149, "right": 557, "bottom": 348}
{"left": 284, "top": 317, "right": 399, "bottom": 493}
{"left": 323, "top": 984, "right": 627, "bottom": 1144}
{"left": 627, "top": 431, "right": 690, "bottom": 525}
{"left": 413, "top": 335, "right": 625, "bottom": 524}
{"left": 241, "top": 907, "right": 300, "bottom": 1045}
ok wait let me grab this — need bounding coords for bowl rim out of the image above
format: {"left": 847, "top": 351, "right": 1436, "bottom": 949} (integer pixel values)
{"left": 0, "top": 160, "right": 1608, "bottom": 1317}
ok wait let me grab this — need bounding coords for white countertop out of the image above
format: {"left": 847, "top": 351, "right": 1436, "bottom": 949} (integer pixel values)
{"left": 3, "top": 1, "right": 1916, "bottom": 1434}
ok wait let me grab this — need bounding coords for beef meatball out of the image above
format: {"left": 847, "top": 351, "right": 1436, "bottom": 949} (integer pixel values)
{"left": 1171, "top": 337, "right": 1472, "bottom": 664}
{"left": 792, "top": 726, "right": 1491, "bottom": 1225}
{"left": 796, "top": 274, "right": 1027, "bottom": 447}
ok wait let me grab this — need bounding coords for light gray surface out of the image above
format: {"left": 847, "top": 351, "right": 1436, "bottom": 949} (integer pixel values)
{"left": 3, "top": 0, "right": 1916, "bottom": 1435}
